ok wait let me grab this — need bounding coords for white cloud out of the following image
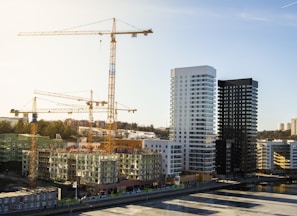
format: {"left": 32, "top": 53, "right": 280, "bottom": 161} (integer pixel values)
{"left": 281, "top": 0, "right": 297, "bottom": 9}
{"left": 237, "top": 11, "right": 272, "bottom": 22}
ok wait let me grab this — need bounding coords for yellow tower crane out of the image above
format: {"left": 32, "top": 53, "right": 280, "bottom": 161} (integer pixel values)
{"left": 29, "top": 96, "right": 38, "bottom": 188}
{"left": 19, "top": 18, "right": 153, "bottom": 153}
{"left": 12, "top": 95, "right": 104, "bottom": 187}
{"left": 11, "top": 95, "right": 136, "bottom": 188}
{"left": 33, "top": 90, "right": 107, "bottom": 144}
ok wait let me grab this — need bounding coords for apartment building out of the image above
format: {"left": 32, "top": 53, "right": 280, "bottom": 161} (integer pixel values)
{"left": 143, "top": 139, "right": 182, "bottom": 179}
{"left": 118, "top": 149, "right": 161, "bottom": 182}
{"left": 0, "top": 133, "right": 64, "bottom": 174}
{"left": 22, "top": 148, "right": 161, "bottom": 193}
{"left": 23, "top": 150, "right": 119, "bottom": 184}
{"left": 216, "top": 78, "right": 258, "bottom": 177}
{"left": 257, "top": 139, "right": 297, "bottom": 174}
{"left": 170, "top": 66, "right": 216, "bottom": 174}
{"left": 0, "top": 187, "right": 59, "bottom": 215}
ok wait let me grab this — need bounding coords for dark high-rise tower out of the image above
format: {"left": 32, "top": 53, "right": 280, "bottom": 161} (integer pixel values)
{"left": 216, "top": 78, "right": 258, "bottom": 177}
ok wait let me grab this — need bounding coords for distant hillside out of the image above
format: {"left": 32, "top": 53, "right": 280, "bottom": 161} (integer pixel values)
{"left": 257, "top": 130, "right": 297, "bottom": 140}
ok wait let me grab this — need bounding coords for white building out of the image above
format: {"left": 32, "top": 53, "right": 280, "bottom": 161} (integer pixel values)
{"left": 257, "top": 140, "right": 278, "bottom": 171}
{"left": 279, "top": 123, "right": 292, "bottom": 131}
{"left": 127, "top": 130, "right": 157, "bottom": 139}
{"left": 285, "top": 123, "right": 291, "bottom": 131}
{"left": 77, "top": 127, "right": 157, "bottom": 140}
{"left": 170, "top": 66, "right": 216, "bottom": 173}
{"left": 143, "top": 140, "right": 182, "bottom": 178}
{"left": 257, "top": 139, "right": 297, "bottom": 173}
{"left": 0, "top": 117, "right": 26, "bottom": 126}
{"left": 278, "top": 123, "right": 285, "bottom": 131}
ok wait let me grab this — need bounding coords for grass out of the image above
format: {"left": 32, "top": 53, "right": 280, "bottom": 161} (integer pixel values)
{"left": 58, "top": 198, "right": 78, "bottom": 205}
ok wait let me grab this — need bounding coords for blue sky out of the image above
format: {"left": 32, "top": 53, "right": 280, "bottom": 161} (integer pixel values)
{"left": 1, "top": 0, "right": 297, "bottom": 131}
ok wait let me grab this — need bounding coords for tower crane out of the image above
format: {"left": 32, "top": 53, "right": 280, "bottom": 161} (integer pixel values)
{"left": 12, "top": 94, "right": 136, "bottom": 188}
{"left": 19, "top": 18, "right": 153, "bottom": 153}
{"left": 11, "top": 97, "right": 136, "bottom": 147}
{"left": 29, "top": 97, "right": 38, "bottom": 188}
{"left": 33, "top": 90, "right": 106, "bottom": 144}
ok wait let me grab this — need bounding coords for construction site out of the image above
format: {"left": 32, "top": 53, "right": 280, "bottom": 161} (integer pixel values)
{"left": 0, "top": 18, "right": 158, "bottom": 214}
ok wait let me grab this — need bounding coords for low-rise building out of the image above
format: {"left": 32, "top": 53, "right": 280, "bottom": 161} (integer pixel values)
{"left": 1, "top": 133, "right": 64, "bottom": 173}
{"left": 257, "top": 139, "right": 297, "bottom": 174}
{"left": 0, "top": 187, "right": 59, "bottom": 215}
{"left": 23, "top": 149, "right": 119, "bottom": 185}
{"left": 127, "top": 130, "right": 157, "bottom": 139}
{"left": 143, "top": 140, "right": 182, "bottom": 180}
{"left": 22, "top": 146, "right": 161, "bottom": 194}
{"left": 118, "top": 149, "right": 161, "bottom": 182}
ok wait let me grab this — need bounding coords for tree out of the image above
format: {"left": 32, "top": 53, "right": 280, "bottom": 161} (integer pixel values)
{"left": 0, "top": 121, "right": 13, "bottom": 133}
{"left": 63, "top": 125, "right": 78, "bottom": 140}
{"left": 45, "top": 120, "right": 64, "bottom": 139}
{"left": 131, "top": 123, "right": 138, "bottom": 130}
{"left": 257, "top": 130, "right": 293, "bottom": 140}
{"left": 13, "top": 119, "right": 30, "bottom": 134}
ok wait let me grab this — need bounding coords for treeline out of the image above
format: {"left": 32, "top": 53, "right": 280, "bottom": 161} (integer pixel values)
{"left": 0, "top": 120, "right": 169, "bottom": 140}
{"left": 0, "top": 119, "right": 78, "bottom": 140}
{"left": 257, "top": 130, "right": 297, "bottom": 140}
{"left": 8, "top": 119, "right": 297, "bottom": 141}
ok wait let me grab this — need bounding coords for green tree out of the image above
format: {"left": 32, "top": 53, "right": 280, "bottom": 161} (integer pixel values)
{"left": 131, "top": 123, "right": 138, "bottom": 130}
{"left": 45, "top": 120, "right": 64, "bottom": 139}
{"left": 13, "top": 119, "right": 30, "bottom": 134}
{"left": 0, "top": 121, "right": 13, "bottom": 133}
{"left": 38, "top": 119, "right": 50, "bottom": 136}
{"left": 257, "top": 130, "right": 293, "bottom": 140}
{"left": 63, "top": 125, "right": 78, "bottom": 140}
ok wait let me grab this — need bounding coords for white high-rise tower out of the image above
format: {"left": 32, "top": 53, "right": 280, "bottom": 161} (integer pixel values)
{"left": 170, "top": 65, "right": 216, "bottom": 174}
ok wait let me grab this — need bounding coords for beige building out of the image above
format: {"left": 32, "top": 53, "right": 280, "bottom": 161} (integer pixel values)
{"left": 22, "top": 147, "right": 161, "bottom": 194}
{"left": 23, "top": 150, "right": 119, "bottom": 185}
{"left": 118, "top": 149, "right": 161, "bottom": 181}
{"left": 291, "top": 118, "right": 297, "bottom": 135}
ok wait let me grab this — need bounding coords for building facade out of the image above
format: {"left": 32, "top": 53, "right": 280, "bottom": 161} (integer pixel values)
{"left": 278, "top": 123, "right": 285, "bottom": 131}
{"left": 170, "top": 66, "right": 216, "bottom": 174}
{"left": 285, "top": 123, "right": 291, "bottom": 131}
{"left": 22, "top": 148, "right": 161, "bottom": 194}
{"left": 143, "top": 139, "right": 182, "bottom": 179}
{"left": 257, "top": 139, "right": 297, "bottom": 174}
{"left": 0, "top": 187, "right": 59, "bottom": 214}
{"left": 216, "top": 78, "right": 258, "bottom": 177}
{"left": 291, "top": 118, "right": 297, "bottom": 136}
{"left": 118, "top": 150, "right": 161, "bottom": 182}
{"left": 0, "top": 133, "right": 64, "bottom": 173}
{"left": 23, "top": 150, "right": 119, "bottom": 184}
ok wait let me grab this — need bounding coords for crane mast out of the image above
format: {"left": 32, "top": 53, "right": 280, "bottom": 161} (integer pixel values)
{"left": 19, "top": 17, "right": 153, "bottom": 154}
{"left": 107, "top": 18, "right": 116, "bottom": 153}
{"left": 12, "top": 94, "right": 137, "bottom": 188}
{"left": 29, "top": 97, "right": 38, "bottom": 188}
{"left": 88, "top": 90, "right": 94, "bottom": 144}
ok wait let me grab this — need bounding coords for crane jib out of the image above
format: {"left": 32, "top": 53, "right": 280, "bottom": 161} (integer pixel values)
{"left": 18, "top": 29, "right": 153, "bottom": 37}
